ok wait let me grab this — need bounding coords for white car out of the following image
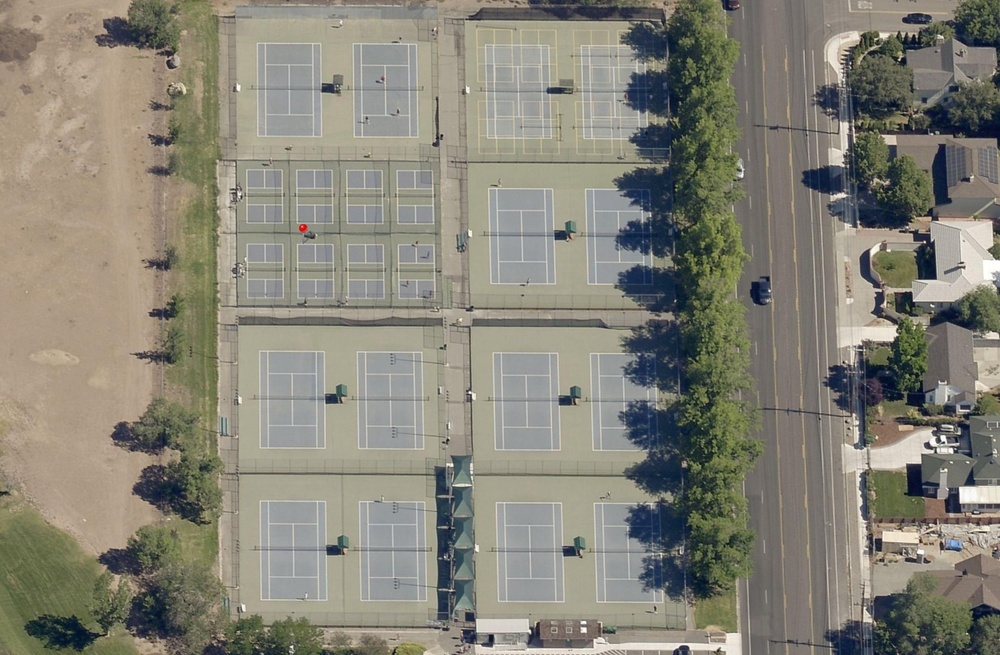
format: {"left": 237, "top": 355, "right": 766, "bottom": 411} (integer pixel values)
{"left": 735, "top": 157, "right": 745, "bottom": 180}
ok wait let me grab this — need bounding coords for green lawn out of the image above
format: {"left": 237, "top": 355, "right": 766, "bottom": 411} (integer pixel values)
{"left": 0, "top": 499, "right": 139, "bottom": 655}
{"left": 694, "top": 588, "right": 737, "bottom": 632}
{"left": 868, "top": 470, "right": 924, "bottom": 519}
{"left": 867, "top": 346, "right": 890, "bottom": 367}
{"left": 872, "top": 250, "right": 918, "bottom": 288}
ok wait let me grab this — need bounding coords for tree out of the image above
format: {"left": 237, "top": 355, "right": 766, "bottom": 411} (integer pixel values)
{"left": 266, "top": 616, "right": 324, "bottom": 655}
{"left": 864, "top": 377, "right": 884, "bottom": 406}
{"left": 918, "top": 21, "right": 957, "bottom": 47}
{"left": 90, "top": 572, "right": 132, "bottom": 635}
{"left": 887, "top": 317, "right": 928, "bottom": 394}
{"left": 876, "top": 155, "right": 934, "bottom": 225}
{"left": 164, "top": 292, "right": 183, "bottom": 319}
{"left": 127, "top": 0, "right": 180, "bottom": 50}
{"left": 162, "top": 450, "right": 224, "bottom": 524}
{"left": 126, "top": 524, "right": 181, "bottom": 574}
{"left": 224, "top": 615, "right": 267, "bottom": 655}
{"left": 875, "top": 572, "right": 971, "bottom": 655}
{"left": 971, "top": 614, "right": 1000, "bottom": 654}
{"left": 845, "top": 130, "right": 889, "bottom": 191}
{"left": 139, "top": 559, "right": 225, "bottom": 653}
{"left": 876, "top": 34, "right": 904, "bottom": 60}
{"left": 849, "top": 54, "right": 914, "bottom": 119}
{"left": 355, "top": 634, "right": 391, "bottom": 655}
{"left": 162, "top": 325, "right": 184, "bottom": 364}
{"left": 955, "top": 0, "right": 1000, "bottom": 47}
{"left": 130, "top": 397, "right": 198, "bottom": 452}
{"left": 943, "top": 80, "right": 1000, "bottom": 135}
{"left": 955, "top": 285, "right": 1000, "bottom": 333}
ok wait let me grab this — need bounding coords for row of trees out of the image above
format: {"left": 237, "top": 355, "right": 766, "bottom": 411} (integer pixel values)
{"left": 118, "top": 397, "right": 224, "bottom": 523}
{"left": 665, "top": 0, "right": 763, "bottom": 597}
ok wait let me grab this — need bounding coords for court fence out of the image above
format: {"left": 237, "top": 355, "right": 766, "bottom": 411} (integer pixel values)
{"left": 465, "top": 148, "right": 669, "bottom": 165}
{"left": 232, "top": 144, "right": 441, "bottom": 163}
{"left": 474, "top": 460, "right": 633, "bottom": 477}
{"left": 245, "top": 609, "right": 683, "bottom": 631}
{"left": 468, "top": 292, "right": 664, "bottom": 311}
{"left": 239, "top": 458, "right": 445, "bottom": 475}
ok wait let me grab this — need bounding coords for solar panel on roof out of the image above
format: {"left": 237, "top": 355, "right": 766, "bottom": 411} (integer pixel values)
{"left": 978, "top": 147, "right": 999, "bottom": 184}
{"left": 945, "top": 143, "right": 969, "bottom": 187}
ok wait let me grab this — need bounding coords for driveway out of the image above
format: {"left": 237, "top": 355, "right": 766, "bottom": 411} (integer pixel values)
{"left": 869, "top": 427, "right": 935, "bottom": 470}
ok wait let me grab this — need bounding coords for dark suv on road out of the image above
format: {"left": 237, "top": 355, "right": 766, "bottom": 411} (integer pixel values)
{"left": 903, "top": 13, "right": 932, "bottom": 24}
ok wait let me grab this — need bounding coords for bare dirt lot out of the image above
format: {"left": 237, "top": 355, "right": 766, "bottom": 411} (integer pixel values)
{"left": 0, "top": 0, "right": 165, "bottom": 555}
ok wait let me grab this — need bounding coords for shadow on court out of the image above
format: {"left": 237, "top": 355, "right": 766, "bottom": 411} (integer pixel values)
{"left": 625, "top": 502, "right": 688, "bottom": 600}
{"left": 613, "top": 167, "right": 674, "bottom": 258}
{"left": 617, "top": 265, "right": 675, "bottom": 313}
{"left": 24, "top": 615, "right": 99, "bottom": 651}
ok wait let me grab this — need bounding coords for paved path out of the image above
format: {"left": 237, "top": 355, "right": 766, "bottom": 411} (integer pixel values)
{"left": 868, "top": 427, "right": 934, "bottom": 470}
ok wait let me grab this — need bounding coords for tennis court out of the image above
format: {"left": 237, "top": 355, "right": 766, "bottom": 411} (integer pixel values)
{"left": 360, "top": 500, "right": 428, "bottom": 601}
{"left": 489, "top": 188, "right": 556, "bottom": 285}
{"left": 259, "top": 500, "right": 328, "bottom": 600}
{"left": 296, "top": 243, "right": 335, "bottom": 299}
{"left": 484, "top": 43, "right": 555, "bottom": 139}
{"left": 256, "top": 43, "right": 323, "bottom": 137}
{"left": 396, "top": 170, "right": 435, "bottom": 225}
{"left": 492, "top": 352, "right": 560, "bottom": 451}
{"left": 258, "top": 350, "right": 325, "bottom": 448}
{"left": 586, "top": 188, "right": 652, "bottom": 285}
{"left": 496, "top": 502, "right": 565, "bottom": 602}
{"left": 594, "top": 503, "right": 662, "bottom": 603}
{"left": 345, "top": 169, "right": 385, "bottom": 225}
{"left": 590, "top": 353, "right": 656, "bottom": 451}
{"left": 296, "top": 169, "right": 334, "bottom": 224}
{"left": 346, "top": 244, "right": 386, "bottom": 300}
{"left": 357, "top": 352, "right": 424, "bottom": 449}
{"left": 353, "top": 43, "right": 420, "bottom": 138}
{"left": 579, "top": 45, "right": 648, "bottom": 140}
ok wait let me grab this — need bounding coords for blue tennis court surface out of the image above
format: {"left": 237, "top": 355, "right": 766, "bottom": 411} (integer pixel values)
{"left": 489, "top": 188, "right": 556, "bottom": 285}
{"left": 493, "top": 353, "right": 559, "bottom": 451}
{"left": 579, "top": 45, "right": 648, "bottom": 140}
{"left": 360, "top": 500, "right": 427, "bottom": 601}
{"left": 259, "top": 500, "right": 327, "bottom": 601}
{"left": 296, "top": 169, "right": 334, "bottom": 224}
{"left": 357, "top": 352, "right": 424, "bottom": 449}
{"left": 586, "top": 188, "right": 651, "bottom": 285}
{"left": 594, "top": 503, "right": 662, "bottom": 603}
{"left": 590, "top": 353, "right": 656, "bottom": 451}
{"left": 259, "top": 351, "right": 325, "bottom": 448}
{"left": 484, "top": 44, "right": 555, "bottom": 139}
{"left": 354, "top": 43, "right": 419, "bottom": 138}
{"left": 346, "top": 244, "right": 386, "bottom": 299}
{"left": 257, "top": 43, "right": 322, "bottom": 137}
{"left": 496, "top": 502, "right": 564, "bottom": 602}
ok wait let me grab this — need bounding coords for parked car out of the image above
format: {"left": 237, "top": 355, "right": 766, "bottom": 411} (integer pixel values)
{"left": 724, "top": 0, "right": 741, "bottom": 10}
{"left": 902, "top": 13, "right": 933, "bottom": 24}
{"left": 735, "top": 157, "right": 745, "bottom": 180}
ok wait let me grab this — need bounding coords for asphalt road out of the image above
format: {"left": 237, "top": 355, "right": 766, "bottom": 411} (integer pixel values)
{"left": 728, "top": 0, "right": 854, "bottom": 653}
{"left": 728, "top": 0, "right": 959, "bottom": 653}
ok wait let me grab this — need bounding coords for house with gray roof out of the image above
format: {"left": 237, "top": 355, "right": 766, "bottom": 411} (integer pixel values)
{"left": 906, "top": 37, "right": 997, "bottom": 108}
{"left": 923, "top": 322, "right": 980, "bottom": 413}
{"left": 926, "top": 554, "right": 1000, "bottom": 617}
{"left": 909, "top": 220, "right": 1000, "bottom": 311}
{"left": 887, "top": 135, "right": 1000, "bottom": 220}
{"left": 922, "top": 416, "right": 1000, "bottom": 511}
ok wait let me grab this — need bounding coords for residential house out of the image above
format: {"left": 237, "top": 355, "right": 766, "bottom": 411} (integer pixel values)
{"left": 923, "top": 416, "right": 1000, "bottom": 512}
{"left": 887, "top": 135, "right": 1000, "bottom": 220}
{"left": 909, "top": 220, "right": 1000, "bottom": 311}
{"left": 923, "top": 322, "right": 980, "bottom": 413}
{"left": 906, "top": 37, "right": 997, "bottom": 108}
{"left": 926, "top": 554, "right": 1000, "bottom": 617}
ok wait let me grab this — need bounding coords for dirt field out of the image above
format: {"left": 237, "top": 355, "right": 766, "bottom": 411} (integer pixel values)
{"left": 0, "top": 0, "right": 166, "bottom": 555}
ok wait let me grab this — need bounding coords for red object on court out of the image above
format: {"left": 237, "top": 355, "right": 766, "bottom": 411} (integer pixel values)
{"left": 298, "top": 223, "right": 309, "bottom": 233}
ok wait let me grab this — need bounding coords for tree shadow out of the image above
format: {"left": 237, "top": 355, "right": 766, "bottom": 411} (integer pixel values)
{"left": 813, "top": 83, "right": 841, "bottom": 120}
{"left": 629, "top": 123, "right": 671, "bottom": 159}
{"left": 824, "top": 619, "right": 868, "bottom": 655}
{"left": 132, "top": 349, "right": 170, "bottom": 364}
{"left": 625, "top": 448, "right": 684, "bottom": 497}
{"left": 147, "top": 133, "right": 173, "bottom": 147}
{"left": 147, "top": 165, "right": 171, "bottom": 177}
{"left": 24, "top": 615, "right": 99, "bottom": 651}
{"left": 95, "top": 17, "right": 131, "bottom": 49}
{"left": 626, "top": 502, "right": 687, "bottom": 600}
{"left": 620, "top": 22, "right": 668, "bottom": 63}
{"left": 801, "top": 165, "right": 844, "bottom": 194}
{"left": 615, "top": 266, "right": 674, "bottom": 313}
{"left": 824, "top": 363, "right": 853, "bottom": 413}
{"left": 620, "top": 401, "right": 675, "bottom": 453}
{"left": 149, "top": 100, "right": 173, "bottom": 111}
{"left": 133, "top": 464, "right": 173, "bottom": 512}
{"left": 626, "top": 69, "right": 669, "bottom": 117}
{"left": 620, "top": 320, "right": 681, "bottom": 392}
{"left": 613, "top": 167, "right": 674, "bottom": 258}
{"left": 99, "top": 547, "right": 140, "bottom": 576}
